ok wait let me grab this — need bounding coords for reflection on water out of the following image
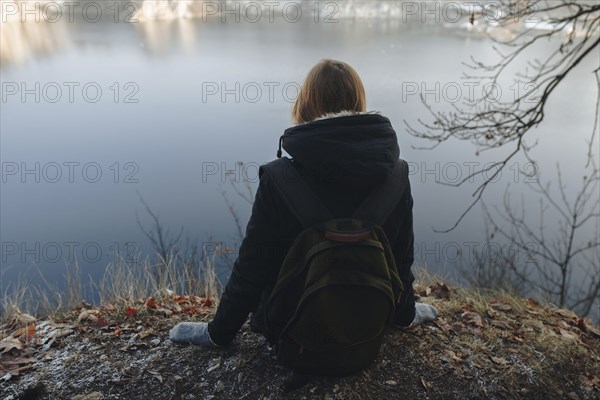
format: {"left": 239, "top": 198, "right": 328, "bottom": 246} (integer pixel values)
{"left": 137, "top": 0, "right": 195, "bottom": 21}
{"left": 2, "top": 0, "right": 595, "bottom": 68}
{"left": 0, "top": 0, "right": 69, "bottom": 65}
{"left": 134, "top": 17, "right": 199, "bottom": 56}
{"left": 134, "top": 1, "right": 203, "bottom": 56}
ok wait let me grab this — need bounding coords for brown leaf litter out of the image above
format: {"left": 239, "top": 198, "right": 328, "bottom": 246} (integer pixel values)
{"left": 0, "top": 284, "right": 598, "bottom": 400}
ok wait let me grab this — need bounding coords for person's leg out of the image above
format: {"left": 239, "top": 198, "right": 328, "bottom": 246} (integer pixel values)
{"left": 394, "top": 285, "right": 416, "bottom": 326}
{"left": 394, "top": 285, "right": 438, "bottom": 326}
{"left": 249, "top": 312, "right": 264, "bottom": 333}
{"left": 249, "top": 290, "right": 269, "bottom": 333}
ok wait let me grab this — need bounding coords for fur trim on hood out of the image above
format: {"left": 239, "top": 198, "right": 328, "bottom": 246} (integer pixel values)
{"left": 311, "top": 110, "right": 381, "bottom": 122}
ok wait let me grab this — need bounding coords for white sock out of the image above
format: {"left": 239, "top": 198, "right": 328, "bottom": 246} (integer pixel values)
{"left": 169, "top": 322, "right": 219, "bottom": 346}
{"left": 411, "top": 303, "right": 438, "bottom": 326}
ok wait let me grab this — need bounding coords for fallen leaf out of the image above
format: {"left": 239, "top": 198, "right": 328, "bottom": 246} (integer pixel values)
{"left": 26, "top": 324, "right": 35, "bottom": 338}
{"left": 139, "top": 328, "right": 155, "bottom": 339}
{"left": 90, "top": 316, "right": 110, "bottom": 328}
{"left": 420, "top": 377, "right": 432, "bottom": 391}
{"left": 486, "top": 308, "right": 497, "bottom": 318}
{"left": 1, "top": 357, "right": 35, "bottom": 366}
{"left": 558, "top": 320, "right": 571, "bottom": 330}
{"left": 526, "top": 298, "right": 539, "bottom": 308}
{"left": 557, "top": 327, "right": 578, "bottom": 341}
{"left": 413, "top": 284, "right": 427, "bottom": 297}
{"left": 460, "top": 311, "right": 483, "bottom": 328}
{"left": 16, "top": 313, "right": 36, "bottom": 324}
{"left": 125, "top": 307, "right": 138, "bottom": 316}
{"left": 48, "top": 327, "right": 74, "bottom": 339}
{"left": 174, "top": 296, "right": 188, "bottom": 304}
{"left": 182, "top": 306, "right": 200, "bottom": 315}
{"left": 11, "top": 327, "right": 28, "bottom": 339}
{"left": 443, "top": 349, "right": 464, "bottom": 362}
{"left": 145, "top": 298, "right": 157, "bottom": 309}
{"left": 426, "top": 283, "right": 451, "bottom": 299}
{"left": 152, "top": 308, "right": 173, "bottom": 317}
{"left": 77, "top": 310, "right": 99, "bottom": 323}
{"left": 0, "top": 337, "right": 23, "bottom": 353}
{"left": 490, "top": 356, "right": 509, "bottom": 366}
{"left": 554, "top": 309, "right": 577, "bottom": 319}
{"left": 433, "top": 318, "right": 455, "bottom": 334}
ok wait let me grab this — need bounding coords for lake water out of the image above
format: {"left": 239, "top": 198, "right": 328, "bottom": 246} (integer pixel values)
{"left": 1, "top": 1, "right": 598, "bottom": 317}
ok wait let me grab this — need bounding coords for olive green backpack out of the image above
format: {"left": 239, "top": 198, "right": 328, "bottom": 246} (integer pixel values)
{"left": 260, "top": 157, "right": 408, "bottom": 376}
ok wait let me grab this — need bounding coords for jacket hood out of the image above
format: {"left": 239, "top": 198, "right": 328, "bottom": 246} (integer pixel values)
{"left": 279, "top": 111, "right": 400, "bottom": 187}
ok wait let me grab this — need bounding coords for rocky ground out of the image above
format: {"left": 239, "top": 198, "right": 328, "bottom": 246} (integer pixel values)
{"left": 1, "top": 282, "right": 599, "bottom": 400}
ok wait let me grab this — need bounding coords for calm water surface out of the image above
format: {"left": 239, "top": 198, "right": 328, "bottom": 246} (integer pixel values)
{"left": 1, "top": 1, "right": 598, "bottom": 310}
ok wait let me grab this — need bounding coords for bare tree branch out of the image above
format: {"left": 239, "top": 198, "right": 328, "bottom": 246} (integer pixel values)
{"left": 135, "top": 191, "right": 184, "bottom": 262}
{"left": 407, "top": 0, "right": 600, "bottom": 230}
{"left": 474, "top": 154, "right": 599, "bottom": 316}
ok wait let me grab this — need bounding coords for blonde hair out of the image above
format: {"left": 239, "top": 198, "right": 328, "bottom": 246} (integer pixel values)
{"left": 292, "top": 59, "right": 366, "bottom": 124}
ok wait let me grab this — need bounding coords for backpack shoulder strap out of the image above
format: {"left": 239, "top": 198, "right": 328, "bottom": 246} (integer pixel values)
{"left": 259, "top": 157, "right": 333, "bottom": 229}
{"left": 352, "top": 159, "right": 409, "bottom": 226}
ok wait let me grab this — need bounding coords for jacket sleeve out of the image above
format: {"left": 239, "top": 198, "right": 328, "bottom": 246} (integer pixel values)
{"left": 208, "top": 172, "right": 284, "bottom": 346}
{"left": 390, "top": 176, "right": 416, "bottom": 327}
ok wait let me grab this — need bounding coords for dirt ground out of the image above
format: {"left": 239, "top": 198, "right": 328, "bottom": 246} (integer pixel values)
{"left": 1, "top": 284, "right": 599, "bottom": 400}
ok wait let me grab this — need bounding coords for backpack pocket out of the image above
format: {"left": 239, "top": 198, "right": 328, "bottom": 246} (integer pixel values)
{"left": 280, "top": 283, "right": 393, "bottom": 375}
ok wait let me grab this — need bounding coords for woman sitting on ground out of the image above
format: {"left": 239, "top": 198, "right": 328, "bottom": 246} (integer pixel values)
{"left": 170, "top": 59, "right": 437, "bottom": 349}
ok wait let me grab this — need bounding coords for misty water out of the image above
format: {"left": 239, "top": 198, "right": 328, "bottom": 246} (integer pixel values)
{"left": 1, "top": 1, "right": 598, "bottom": 317}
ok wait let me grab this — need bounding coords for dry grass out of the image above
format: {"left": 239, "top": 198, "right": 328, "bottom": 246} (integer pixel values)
{"left": 0, "top": 246, "right": 222, "bottom": 324}
{"left": 410, "top": 267, "right": 600, "bottom": 399}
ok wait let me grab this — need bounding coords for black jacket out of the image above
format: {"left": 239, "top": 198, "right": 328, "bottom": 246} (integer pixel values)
{"left": 208, "top": 113, "right": 416, "bottom": 346}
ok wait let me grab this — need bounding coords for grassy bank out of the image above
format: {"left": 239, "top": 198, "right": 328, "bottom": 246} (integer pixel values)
{"left": 0, "top": 264, "right": 598, "bottom": 399}
{"left": 0, "top": 248, "right": 223, "bottom": 323}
